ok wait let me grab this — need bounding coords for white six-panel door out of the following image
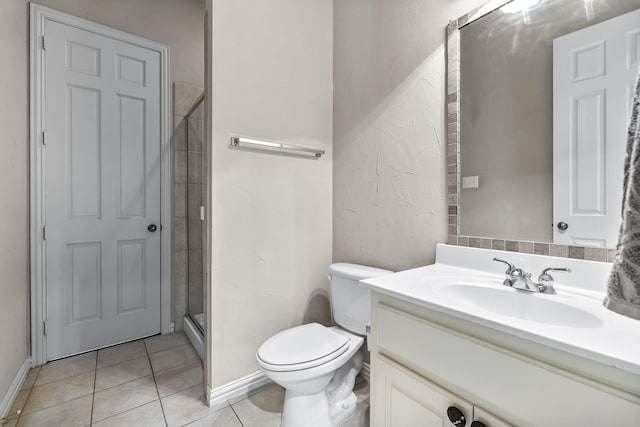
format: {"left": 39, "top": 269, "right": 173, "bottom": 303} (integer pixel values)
{"left": 553, "top": 9, "right": 640, "bottom": 247}
{"left": 44, "top": 19, "right": 163, "bottom": 360}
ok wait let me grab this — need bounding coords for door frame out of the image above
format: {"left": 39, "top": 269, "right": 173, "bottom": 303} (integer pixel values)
{"left": 29, "top": 4, "right": 172, "bottom": 365}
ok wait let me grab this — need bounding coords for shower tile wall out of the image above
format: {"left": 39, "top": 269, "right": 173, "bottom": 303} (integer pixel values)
{"left": 173, "top": 82, "right": 205, "bottom": 331}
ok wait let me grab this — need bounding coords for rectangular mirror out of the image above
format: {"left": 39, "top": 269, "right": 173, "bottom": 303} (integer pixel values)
{"left": 448, "top": 0, "right": 640, "bottom": 255}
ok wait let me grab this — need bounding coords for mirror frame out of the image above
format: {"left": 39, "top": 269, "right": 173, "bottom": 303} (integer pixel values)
{"left": 445, "top": 0, "right": 614, "bottom": 263}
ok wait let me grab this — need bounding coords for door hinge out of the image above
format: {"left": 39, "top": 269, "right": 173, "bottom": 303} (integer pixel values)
{"left": 42, "top": 226, "right": 47, "bottom": 241}
{"left": 42, "top": 35, "right": 46, "bottom": 51}
{"left": 43, "top": 321, "right": 48, "bottom": 336}
{"left": 42, "top": 130, "right": 46, "bottom": 145}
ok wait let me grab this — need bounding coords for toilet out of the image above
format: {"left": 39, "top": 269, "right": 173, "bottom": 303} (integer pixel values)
{"left": 256, "top": 263, "right": 393, "bottom": 427}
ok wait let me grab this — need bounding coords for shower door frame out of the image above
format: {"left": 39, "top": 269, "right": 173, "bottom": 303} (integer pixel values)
{"left": 29, "top": 4, "right": 173, "bottom": 365}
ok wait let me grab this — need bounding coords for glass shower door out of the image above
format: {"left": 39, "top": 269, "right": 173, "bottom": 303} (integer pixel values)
{"left": 184, "top": 96, "right": 206, "bottom": 335}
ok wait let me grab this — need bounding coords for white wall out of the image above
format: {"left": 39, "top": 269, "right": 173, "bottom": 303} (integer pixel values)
{"left": 333, "top": 0, "right": 484, "bottom": 272}
{"left": 0, "top": 0, "right": 203, "bottom": 405}
{"left": 207, "top": 0, "right": 333, "bottom": 388}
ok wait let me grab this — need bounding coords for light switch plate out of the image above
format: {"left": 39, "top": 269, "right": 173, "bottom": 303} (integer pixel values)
{"left": 462, "top": 176, "right": 479, "bottom": 189}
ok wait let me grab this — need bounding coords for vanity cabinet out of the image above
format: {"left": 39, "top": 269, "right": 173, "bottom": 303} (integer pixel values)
{"left": 374, "top": 354, "right": 510, "bottom": 427}
{"left": 370, "top": 293, "right": 640, "bottom": 427}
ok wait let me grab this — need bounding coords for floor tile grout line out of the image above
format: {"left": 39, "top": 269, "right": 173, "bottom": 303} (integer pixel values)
{"left": 16, "top": 393, "right": 93, "bottom": 421}
{"left": 88, "top": 398, "right": 163, "bottom": 426}
{"left": 10, "top": 376, "right": 37, "bottom": 425}
{"left": 146, "top": 339, "right": 169, "bottom": 427}
{"left": 89, "top": 352, "right": 97, "bottom": 426}
{"left": 93, "top": 333, "right": 187, "bottom": 367}
{"left": 148, "top": 343, "right": 196, "bottom": 361}
{"left": 19, "top": 386, "right": 95, "bottom": 417}
{"left": 150, "top": 358, "right": 201, "bottom": 379}
{"left": 7, "top": 366, "right": 40, "bottom": 425}
{"left": 34, "top": 351, "right": 97, "bottom": 382}
{"left": 93, "top": 372, "right": 156, "bottom": 396}
{"left": 90, "top": 338, "right": 168, "bottom": 425}
{"left": 96, "top": 351, "right": 149, "bottom": 370}
{"left": 95, "top": 353, "right": 150, "bottom": 373}
{"left": 157, "top": 380, "right": 204, "bottom": 401}
{"left": 228, "top": 402, "right": 245, "bottom": 427}
{"left": 14, "top": 366, "right": 43, "bottom": 423}
{"left": 93, "top": 356, "right": 154, "bottom": 393}
{"left": 90, "top": 377, "right": 160, "bottom": 423}
{"left": 146, "top": 342, "right": 191, "bottom": 356}
{"left": 145, "top": 334, "right": 190, "bottom": 356}
{"left": 32, "top": 366, "right": 97, "bottom": 388}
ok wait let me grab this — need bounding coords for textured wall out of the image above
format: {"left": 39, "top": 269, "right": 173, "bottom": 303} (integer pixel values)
{"left": 333, "top": 0, "right": 484, "bottom": 272}
{"left": 207, "top": 0, "right": 333, "bottom": 388}
{"left": 0, "top": 0, "right": 203, "bottom": 405}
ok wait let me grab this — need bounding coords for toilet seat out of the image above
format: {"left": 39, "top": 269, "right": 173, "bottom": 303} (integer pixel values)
{"left": 257, "top": 323, "right": 350, "bottom": 372}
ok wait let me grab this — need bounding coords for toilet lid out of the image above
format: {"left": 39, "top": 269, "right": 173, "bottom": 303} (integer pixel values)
{"left": 257, "top": 323, "right": 349, "bottom": 367}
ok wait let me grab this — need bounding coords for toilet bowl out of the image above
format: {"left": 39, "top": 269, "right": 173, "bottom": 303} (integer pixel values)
{"left": 257, "top": 324, "right": 364, "bottom": 426}
{"left": 256, "top": 263, "right": 393, "bottom": 427}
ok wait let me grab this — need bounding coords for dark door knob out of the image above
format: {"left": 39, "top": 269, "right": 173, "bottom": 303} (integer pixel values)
{"left": 447, "top": 406, "right": 467, "bottom": 426}
{"left": 147, "top": 224, "right": 158, "bottom": 232}
{"left": 557, "top": 221, "right": 569, "bottom": 231}
{"left": 471, "top": 421, "right": 487, "bottom": 427}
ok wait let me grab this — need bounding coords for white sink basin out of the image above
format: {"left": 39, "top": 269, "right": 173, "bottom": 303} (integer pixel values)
{"left": 359, "top": 245, "right": 640, "bottom": 376}
{"left": 427, "top": 276, "right": 604, "bottom": 328}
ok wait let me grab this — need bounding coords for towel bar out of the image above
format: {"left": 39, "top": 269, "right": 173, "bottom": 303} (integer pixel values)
{"left": 230, "top": 137, "right": 325, "bottom": 158}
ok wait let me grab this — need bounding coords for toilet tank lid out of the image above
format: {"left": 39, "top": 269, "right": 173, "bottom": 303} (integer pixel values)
{"left": 328, "top": 263, "right": 393, "bottom": 281}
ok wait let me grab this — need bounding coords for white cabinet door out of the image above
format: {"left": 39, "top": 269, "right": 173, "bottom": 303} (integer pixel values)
{"left": 473, "top": 406, "right": 513, "bottom": 427}
{"left": 44, "top": 18, "right": 162, "bottom": 360}
{"left": 553, "top": 9, "right": 640, "bottom": 247}
{"left": 373, "top": 354, "right": 473, "bottom": 427}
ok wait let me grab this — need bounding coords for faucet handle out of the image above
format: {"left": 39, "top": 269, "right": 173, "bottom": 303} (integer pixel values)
{"left": 540, "top": 267, "right": 571, "bottom": 278}
{"left": 493, "top": 257, "right": 516, "bottom": 274}
{"left": 537, "top": 267, "right": 571, "bottom": 294}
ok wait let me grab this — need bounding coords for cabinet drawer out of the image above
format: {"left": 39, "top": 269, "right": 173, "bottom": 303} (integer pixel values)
{"left": 375, "top": 303, "right": 640, "bottom": 426}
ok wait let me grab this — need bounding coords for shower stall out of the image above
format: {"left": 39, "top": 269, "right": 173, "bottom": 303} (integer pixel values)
{"left": 181, "top": 93, "right": 207, "bottom": 360}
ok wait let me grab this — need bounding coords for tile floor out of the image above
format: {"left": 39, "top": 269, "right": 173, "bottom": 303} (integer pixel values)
{"left": 2, "top": 333, "right": 369, "bottom": 427}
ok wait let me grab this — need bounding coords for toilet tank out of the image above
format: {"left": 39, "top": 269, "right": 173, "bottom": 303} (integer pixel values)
{"left": 328, "top": 263, "right": 393, "bottom": 335}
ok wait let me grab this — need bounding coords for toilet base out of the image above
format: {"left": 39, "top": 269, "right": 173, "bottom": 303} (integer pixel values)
{"left": 282, "top": 389, "right": 330, "bottom": 427}
{"left": 281, "top": 389, "right": 359, "bottom": 427}
{"left": 280, "top": 350, "right": 363, "bottom": 427}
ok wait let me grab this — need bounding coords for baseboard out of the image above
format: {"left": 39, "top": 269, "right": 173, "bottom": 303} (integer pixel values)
{"left": 207, "top": 371, "right": 272, "bottom": 410}
{"left": 361, "top": 361, "right": 370, "bottom": 382}
{"left": 0, "top": 357, "right": 32, "bottom": 421}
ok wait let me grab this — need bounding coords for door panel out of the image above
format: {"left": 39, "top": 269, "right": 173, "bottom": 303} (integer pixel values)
{"left": 44, "top": 19, "right": 162, "bottom": 360}
{"left": 117, "top": 239, "right": 147, "bottom": 314}
{"left": 571, "top": 90, "right": 605, "bottom": 215}
{"left": 68, "top": 242, "right": 102, "bottom": 322}
{"left": 68, "top": 84, "right": 102, "bottom": 218}
{"left": 118, "top": 94, "right": 147, "bottom": 218}
{"left": 553, "top": 9, "right": 640, "bottom": 247}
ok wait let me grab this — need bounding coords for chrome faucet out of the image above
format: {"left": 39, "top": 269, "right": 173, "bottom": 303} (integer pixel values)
{"left": 492, "top": 258, "right": 571, "bottom": 294}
